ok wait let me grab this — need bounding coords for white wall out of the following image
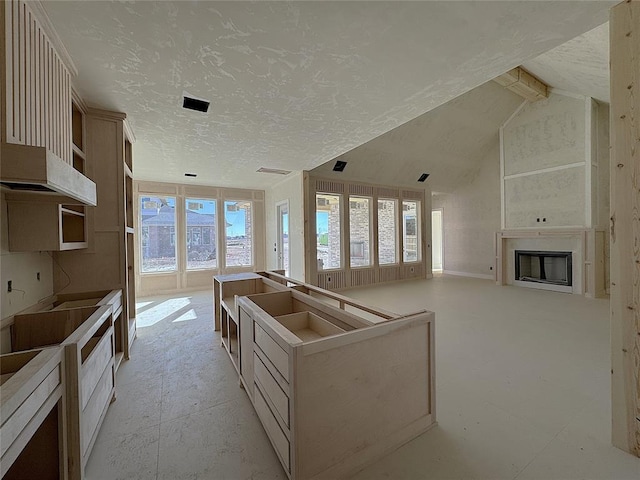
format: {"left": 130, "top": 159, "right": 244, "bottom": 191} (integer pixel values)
{"left": 265, "top": 172, "right": 305, "bottom": 281}
{"left": 1, "top": 192, "right": 54, "bottom": 319}
{"left": 1, "top": 193, "right": 54, "bottom": 352}
{"left": 432, "top": 143, "right": 501, "bottom": 278}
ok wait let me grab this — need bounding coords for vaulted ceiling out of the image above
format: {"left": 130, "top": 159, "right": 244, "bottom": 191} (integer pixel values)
{"left": 524, "top": 23, "right": 610, "bottom": 103}
{"left": 43, "top": 1, "right": 614, "bottom": 190}
{"left": 311, "top": 81, "right": 523, "bottom": 192}
{"left": 311, "top": 23, "right": 611, "bottom": 193}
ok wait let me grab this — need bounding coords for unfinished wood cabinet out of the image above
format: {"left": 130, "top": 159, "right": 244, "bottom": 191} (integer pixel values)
{"left": 58, "top": 94, "right": 90, "bottom": 247}
{"left": 123, "top": 136, "right": 136, "bottom": 349}
{"left": 6, "top": 202, "right": 88, "bottom": 251}
{"left": 1, "top": 347, "right": 67, "bottom": 480}
{"left": 1, "top": 1, "right": 93, "bottom": 252}
{"left": 223, "top": 275, "right": 436, "bottom": 480}
{"left": 213, "top": 273, "right": 290, "bottom": 373}
{"left": 4, "top": 97, "right": 90, "bottom": 251}
{"left": 16, "top": 289, "right": 126, "bottom": 371}
{"left": 1, "top": 0, "right": 74, "bottom": 162}
{"left": 0, "top": 305, "right": 116, "bottom": 480}
{"left": 54, "top": 109, "right": 137, "bottom": 360}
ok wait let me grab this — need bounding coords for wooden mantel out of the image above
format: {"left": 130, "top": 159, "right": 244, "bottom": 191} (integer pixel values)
{"left": 610, "top": 0, "right": 640, "bottom": 457}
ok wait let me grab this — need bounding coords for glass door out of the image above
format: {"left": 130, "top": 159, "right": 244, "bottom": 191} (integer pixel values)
{"left": 432, "top": 209, "right": 443, "bottom": 271}
{"left": 276, "top": 201, "right": 290, "bottom": 276}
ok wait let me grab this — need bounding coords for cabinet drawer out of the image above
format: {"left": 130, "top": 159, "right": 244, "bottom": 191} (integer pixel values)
{"left": 254, "top": 324, "right": 289, "bottom": 381}
{"left": 255, "top": 385, "right": 290, "bottom": 472}
{"left": 81, "top": 360, "right": 114, "bottom": 457}
{"left": 254, "top": 352, "right": 289, "bottom": 428}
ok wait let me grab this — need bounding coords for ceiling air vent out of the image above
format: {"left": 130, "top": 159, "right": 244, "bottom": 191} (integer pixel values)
{"left": 333, "top": 160, "right": 347, "bottom": 172}
{"left": 182, "top": 95, "right": 210, "bottom": 113}
{"left": 184, "top": 173, "right": 197, "bottom": 177}
{"left": 257, "top": 167, "right": 291, "bottom": 175}
{"left": 418, "top": 173, "right": 430, "bottom": 182}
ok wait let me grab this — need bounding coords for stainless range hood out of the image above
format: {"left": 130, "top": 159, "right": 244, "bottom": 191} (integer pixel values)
{"left": 0, "top": 143, "right": 97, "bottom": 206}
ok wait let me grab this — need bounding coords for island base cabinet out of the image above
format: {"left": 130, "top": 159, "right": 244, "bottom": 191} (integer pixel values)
{"left": 237, "top": 288, "right": 436, "bottom": 480}
{"left": 294, "top": 318, "right": 433, "bottom": 480}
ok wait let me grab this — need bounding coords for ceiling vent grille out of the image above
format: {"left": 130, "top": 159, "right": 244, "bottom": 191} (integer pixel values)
{"left": 418, "top": 173, "right": 430, "bottom": 182}
{"left": 333, "top": 160, "right": 347, "bottom": 172}
{"left": 257, "top": 167, "right": 291, "bottom": 175}
{"left": 183, "top": 95, "right": 210, "bottom": 113}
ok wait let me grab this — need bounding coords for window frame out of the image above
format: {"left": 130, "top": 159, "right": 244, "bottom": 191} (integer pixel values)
{"left": 377, "top": 197, "right": 399, "bottom": 266}
{"left": 402, "top": 199, "right": 421, "bottom": 263}
{"left": 348, "top": 195, "right": 373, "bottom": 268}
{"left": 185, "top": 197, "right": 218, "bottom": 271}
{"left": 315, "top": 192, "right": 343, "bottom": 271}
{"left": 224, "top": 199, "right": 254, "bottom": 268}
{"left": 139, "top": 196, "right": 178, "bottom": 274}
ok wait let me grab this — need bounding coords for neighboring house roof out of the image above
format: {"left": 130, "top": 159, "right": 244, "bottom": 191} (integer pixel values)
{"left": 143, "top": 205, "right": 216, "bottom": 226}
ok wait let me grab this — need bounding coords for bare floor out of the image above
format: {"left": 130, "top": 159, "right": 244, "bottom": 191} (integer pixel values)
{"left": 86, "top": 275, "right": 640, "bottom": 479}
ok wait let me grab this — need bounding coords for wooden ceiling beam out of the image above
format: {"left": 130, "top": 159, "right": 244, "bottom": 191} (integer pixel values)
{"left": 494, "top": 66, "right": 549, "bottom": 102}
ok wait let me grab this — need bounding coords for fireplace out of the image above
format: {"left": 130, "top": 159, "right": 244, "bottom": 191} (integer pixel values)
{"left": 515, "top": 250, "right": 572, "bottom": 288}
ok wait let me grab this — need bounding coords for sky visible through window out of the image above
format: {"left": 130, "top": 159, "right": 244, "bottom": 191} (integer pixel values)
{"left": 225, "top": 205, "right": 247, "bottom": 237}
{"left": 316, "top": 212, "right": 329, "bottom": 234}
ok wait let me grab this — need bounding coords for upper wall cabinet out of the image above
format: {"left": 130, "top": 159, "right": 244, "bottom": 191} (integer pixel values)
{"left": 500, "top": 92, "right": 603, "bottom": 230}
{"left": 0, "top": 0, "right": 96, "bottom": 206}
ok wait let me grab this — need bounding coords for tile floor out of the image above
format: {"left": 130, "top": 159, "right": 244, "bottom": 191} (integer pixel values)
{"left": 85, "top": 275, "right": 640, "bottom": 479}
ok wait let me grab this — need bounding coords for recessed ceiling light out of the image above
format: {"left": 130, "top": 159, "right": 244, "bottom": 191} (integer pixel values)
{"left": 418, "top": 173, "right": 430, "bottom": 182}
{"left": 182, "top": 95, "right": 210, "bottom": 113}
{"left": 257, "top": 167, "right": 291, "bottom": 175}
{"left": 184, "top": 173, "right": 197, "bottom": 177}
{"left": 333, "top": 160, "right": 347, "bottom": 172}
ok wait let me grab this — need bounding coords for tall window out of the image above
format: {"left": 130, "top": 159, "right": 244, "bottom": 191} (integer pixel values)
{"left": 316, "top": 193, "right": 341, "bottom": 270}
{"left": 186, "top": 199, "right": 217, "bottom": 270}
{"left": 225, "top": 201, "right": 253, "bottom": 267}
{"left": 403, "top": 200, "right": 421, "bottom": 262}
{"left": 378, "top": 199, "right": 398, "bottom": 265}
{"left": 349, "top": 196, "right": 372, "bottom": 267}
{"left": 140, "top": 196, "right": 177, "bottom": 272}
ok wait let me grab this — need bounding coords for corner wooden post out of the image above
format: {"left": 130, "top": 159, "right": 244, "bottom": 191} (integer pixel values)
{"left": 610, "top": 0, "right": 640, "bottom": 457}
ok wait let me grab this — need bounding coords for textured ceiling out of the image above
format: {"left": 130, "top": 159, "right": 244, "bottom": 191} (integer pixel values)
{"left": 524, "top": 23, "right": 610, "bottom": 103}
{"left": 42, "top": 1, "right": 613, "bottom": 189}
{"left": 311, "top": 81, "right": 523, "bottom": 193}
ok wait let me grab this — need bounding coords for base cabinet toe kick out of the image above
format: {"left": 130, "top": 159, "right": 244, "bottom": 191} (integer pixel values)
{"left": 215, "top": 274, "right": 436, "bottom": 480}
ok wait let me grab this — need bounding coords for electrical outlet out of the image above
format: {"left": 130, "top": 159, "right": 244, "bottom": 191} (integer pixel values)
{"left": 37, "top": 272, "right": 40, "bottom": 281}
{"left": 7, "top": 280, "right": 12, "bottom": 292}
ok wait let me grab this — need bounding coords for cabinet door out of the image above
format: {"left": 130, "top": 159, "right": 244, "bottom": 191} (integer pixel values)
{"left": 3, "top": 0, "right": 72, "bottom": 163}
{"left": 239, "top": 307, "right": 254, "bottom": 399}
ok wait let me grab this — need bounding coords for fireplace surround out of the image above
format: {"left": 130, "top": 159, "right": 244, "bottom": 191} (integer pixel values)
{"left": 495, "top": 229, "right": 606, "bottom": 297}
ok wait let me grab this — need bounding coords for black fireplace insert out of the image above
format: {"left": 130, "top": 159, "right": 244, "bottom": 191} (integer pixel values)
{"left": 515, "top": 250, "right": 572, "bottom": 286}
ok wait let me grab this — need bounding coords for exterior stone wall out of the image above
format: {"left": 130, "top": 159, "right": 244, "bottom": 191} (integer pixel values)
{"left": 349, "top": 200, "right": 372, "bottom": 267}
{"left": 377, "top": 200, "right": 397, "bottom": 264}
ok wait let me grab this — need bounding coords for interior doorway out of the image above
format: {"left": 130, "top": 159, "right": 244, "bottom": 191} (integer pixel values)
{"left": 276, "top": 201, "right": 290, "bottom": 276}
{"left": 432, "top": 209, "right": 443, "bottom": 271}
